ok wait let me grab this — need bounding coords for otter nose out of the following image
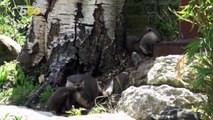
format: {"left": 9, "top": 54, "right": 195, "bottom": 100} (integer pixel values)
{"left": 76, "top": 83, "right": 81, "bottom": 87}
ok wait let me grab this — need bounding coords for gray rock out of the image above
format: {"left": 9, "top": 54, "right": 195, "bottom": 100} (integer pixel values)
{"left": 116, "top": 85, "right": 206, "bottom": 120}
{"left": 146, "top": 106, "right": 201, "bottom": 120}
{"left": 129, "top": 58, "right": 154, "bottom": 86}
{"left": 147, "top": 55, "right": 188, "bottom": 87}
{"left": 0, "top": 105, "right": 135, "bottom": 120}
{"left": 112, "top": 57, "right": 154, "bottom": 94}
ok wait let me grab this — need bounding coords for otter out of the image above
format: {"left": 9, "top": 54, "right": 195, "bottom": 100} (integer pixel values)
{"left": 65, "top": 73, "right": 98, "bottom": 108}
{"left": 48, "top": 87, "right": 92, "bottom": 115}
{"left": 48, "top": 87, "right": 76, "bottom": 115}
{"left": 125, "top": 35, "right": 141, "bottom": 54}
{"left": 125, "top": 27, "right": 161, "bottom": 56}
{"left": 138, "top": 27, "right": 161, "bottom": 56}
{"left": 131, "top": 51, "right": 142, "bottom": 67}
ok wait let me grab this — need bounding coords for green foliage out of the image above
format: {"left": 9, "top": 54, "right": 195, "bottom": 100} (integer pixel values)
{"left": 176, "top": 0, "right": 213, "bottom": 119}
{"left": 0, "top": 60, "right": 38, "bottom": 105}
{"left": 134, "top": 0, "right": 180, "bottom": 41}
{"left": 0, "top": 81, "right": 38, "bottom": 105}
{"left": 10, "top": 80, "right": 38, "bottom": 105}
{"left": 0, "top": 113, "right": 22, "bottom": 120}
{"left": 0, "top": 61, "right": 19, "bottom": 87}
{"left": 40, "top": 85, "right": 53, "bottom": 104}
{"left": 66, "top": 104, "right": 108, "bottom": 116}
{"left": 89, "top": 104, "right": 108, "bottom": 114}
{"left": 0, "top": 60, "right": 32, "bottom": 88}
{"left": 0, "top": 0, "right": 31, "bottom": 45}
{"left": 66, "top": 107, "right": 84, "bottom": 116}
{"left": 13, "top": 116, "right": 23, "bottom": 120}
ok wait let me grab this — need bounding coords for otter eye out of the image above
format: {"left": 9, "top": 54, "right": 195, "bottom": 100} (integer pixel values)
{"left": 70, "top": 80, "right": 76, "bottom": 83}
{"left": 77, "top": 79, "right": 82, "bottom": 82}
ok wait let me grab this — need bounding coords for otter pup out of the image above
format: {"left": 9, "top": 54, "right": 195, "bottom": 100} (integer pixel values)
{"left": 125, "top": 35, "right": 142, "bottom": 54}
{"left": 125, "top": 27, "right": 161, "bottom": 56}
{"left": 66, "top": 73, "right": 98, "bottom": 108}
{"left": 48, "top": 87, "right": 76, "bottom": 115}
{"left": 138, "top": 27, "right": 161, "bottom": 56}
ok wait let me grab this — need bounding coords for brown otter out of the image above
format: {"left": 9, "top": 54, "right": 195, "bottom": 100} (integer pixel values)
{"left": 125, "top": 35, "right": 142, "bottom": 54}
{"left": 48, "top": 87, "right": 76, "bottom": 115}
{"left": 125, "top": 27, "right": 161, "bottom": 56}
{"left": 66, "top": 73, "right": 98, "bottom": 108}
{"left": 138, "top": 27, "right": 161, "bottom": 56}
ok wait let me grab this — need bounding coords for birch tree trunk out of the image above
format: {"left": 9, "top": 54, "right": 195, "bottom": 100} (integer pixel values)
{"left": 18, "top": 0, "right": 126, "bottom": 104}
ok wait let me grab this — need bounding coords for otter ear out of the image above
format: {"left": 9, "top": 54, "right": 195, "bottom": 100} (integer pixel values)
{"left": 66, "top": 76, "right": 71, "bottom": 80}
{"left": 66, "top": 75, "right": 77, "bottom": 83}
{"left": 81, "top": 80, "right": 84, "bottom": 85}
{"left": 145, "top": 26, "right": 151, "bottom": 31}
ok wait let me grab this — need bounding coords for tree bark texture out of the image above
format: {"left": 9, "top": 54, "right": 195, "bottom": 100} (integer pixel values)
{"left": 18, "top": 0, "right": 126, "bottom": 104}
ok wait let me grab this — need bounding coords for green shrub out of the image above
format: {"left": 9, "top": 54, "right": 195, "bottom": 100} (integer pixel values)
{"left": 176, "top": 0, "right": 213, "bottom": 119}
{"left": 0, "top": 81, "right": 38, "bottom": 105}
{"left": 89, "top": 104, "right": 108, "bottom": 114}
{"left": 133, "top": 0, "right": 180, "bottom": 41}
{"left": 10, "top": 80, "right": 38, "bottom": 105}
{"left": 0, "top": 60, "right": 38, "bottom": 105}
{"left": 0, "top": 0, "right": 31, "bottom": 45}
{"left": 0, "top": 113, "right": 22, "bottom": 120}
{"left": 40, "top": 85, "right": 53, "bottom": 104}
{"left": 0, "top": 61, "right": 19, "bottom": 87}
{"left": 0, "top": 60, "right": 31, "bottom": 88}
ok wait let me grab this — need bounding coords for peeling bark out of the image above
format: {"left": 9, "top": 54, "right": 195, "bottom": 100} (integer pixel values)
{"left": 18, "top": 0, "right": 126, "bottom": 106}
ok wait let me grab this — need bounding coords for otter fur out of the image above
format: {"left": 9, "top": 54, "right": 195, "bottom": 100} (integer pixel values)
{"left": 48, "top": 87, "right": 76, "bottom": 115}
{"left": 66, "top": 73, "right": 98, "bottom": 108}
{"left": 125, "top": 27, "right": 161, "bottom": 56}
{"left": 138, "top": 27, "right": 161, "bottom": 56}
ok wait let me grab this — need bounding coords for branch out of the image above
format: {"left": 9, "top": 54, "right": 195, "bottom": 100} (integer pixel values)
{"left": 0, "top": 35, "right": 22, "bottom": 54}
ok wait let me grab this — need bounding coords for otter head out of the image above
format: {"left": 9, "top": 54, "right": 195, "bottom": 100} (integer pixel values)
{"left": 66, "top": 74, "right": 84, "bottom": 90}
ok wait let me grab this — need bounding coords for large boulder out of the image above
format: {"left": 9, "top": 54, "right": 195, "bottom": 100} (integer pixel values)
{"left": 111, "top": 58, "right": 154, "bottom": 94}
{"left": 146, "top": 106, "right": 201, "bottom": 120}
{"left": 0, "top": 105, "right": 135, "bottom": 120}
{"left": 147, "top": 55, "right": 193, "bottom": 87}
{"left": 129, "top": 58, "right": 155, "bottom": 86}
{"left": 116, "top": 84, "right": 206, "bottom": 120}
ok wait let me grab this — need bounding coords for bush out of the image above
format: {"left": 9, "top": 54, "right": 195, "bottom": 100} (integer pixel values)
{"left": 0, "top": 0, "right": 31, "bottom": 45}
{"left": 40, "top": 85, "right": 53, "bottom": 104}
{"left": 176, "top": 0, "right": 213, "bottom": 119}
{"left": 0, "top": 61, "right": 38, "bottom": 105}
{"left": 0, "top": 61, "right": 20, "bottom": 87}
{"left": 133, "top": 0, "right": 180, "bottom": 41}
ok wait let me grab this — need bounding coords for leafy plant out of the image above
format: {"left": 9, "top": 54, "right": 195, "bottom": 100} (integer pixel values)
{"left": 0, "top": 113, "right": 22, "bottom": 120}
{"left": 0, "top": 60, "right": 32, "bottom": 88}
{"left": 10, "top": 80, "right": 38, "bottom": 105}
{"left": 0, "top": 60, "right": 38, "bottom": 105}
{"left": 40, "top": 85, "right": 53, "bottom": 104}
{"left": 66, "top": 107, "right": 85, "bottom": 116}
{"left": 176, "top": 0, "right": 213, "bottom": 119}
{"left": 133, "top": 0, "right": 180, "bottom": 41}
{"left": 0, "top": 0, "right": 31, "bottom": 45}
{"left": 153, "top": 0, "right": 180, "bottom": 41}
{"left": 89, "top": 104, "right": 108, "bottom": 114}
{"left": 0, "top": 61, "right": 19, "bottom": 87}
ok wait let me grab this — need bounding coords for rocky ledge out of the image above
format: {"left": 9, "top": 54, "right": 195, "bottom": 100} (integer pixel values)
{"left": 0, "top": 105, "right": 134, "bottom": 120}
